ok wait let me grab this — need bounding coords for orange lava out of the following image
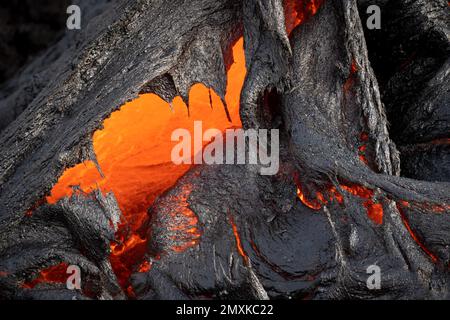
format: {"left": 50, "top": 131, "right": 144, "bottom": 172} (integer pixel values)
{"left": 398, "top": 199, "right": 449, "bottom": 214}
{"left": 284, "top": 0, "right": 325, "bottom": 35}
{"left": 161, "top": 183, "right": 202, "bottom": 254}
{"left": 364, "top": 200, "right": 383, "bottom": 225}
{"left": 23, "top": 263, "right": 69, "bottom": 289}
{"left": 396, "top": 203, "right": 438, "bottom": 263}
{"left": 46, "top": 38, "right": 246, "bottom": 291}
{"left": 344, "top": 59, "right": 358, "bottom": 94}
{"left": 295, "top": 173, "right": 383, "bottom": 225}
{"left": 229, "top": 215, "right": 249, "bottom": 265}
{"left": 296, "top": 182, "right": 323, "bottom": 210}
{"left": 340, "top": 184, "right": 373, "bottom": 199}
{"left": 138, "top": 260, "right": 151, "bottom": 273}
{"left": 296, "top": 173, "right": 446, "bottom": 229}
{"left": 358, "top": 132, "right": 369, "bottom": 165}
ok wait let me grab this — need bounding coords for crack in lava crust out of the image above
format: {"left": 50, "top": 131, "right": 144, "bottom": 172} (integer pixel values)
{"left": 44, "top": 38, "right": 246, "bottom": 293}
{"left": 284, "top": 0, "right": 325, "bottom": 35}
{"left": 25, "top": 0, "right": 327, "bottom": 296}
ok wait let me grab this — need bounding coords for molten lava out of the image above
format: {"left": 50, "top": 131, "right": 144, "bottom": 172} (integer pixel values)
{"left": 344, "top": 59, "right": 359, "bottom": 94}
{"left": 358, "top": 132, "right": 369, "bottom": 165}
{"left": 296, "top": 181, "right": 323, "bottom": 210}
{"left": 295, "top": 173, "right": 384, "bottom": 225}
{"left": 23, "top": 0, "right": 329, "bottom": 295}
{"left": 229, "top": 215, "right": 249, "bottom": 266}
{"left": 23, "top": 263, "right": 69, "bottom": 289}
{"left": 284, "top": 0, "right": 325, "bottom": 35}
{"left": 138, "top": 260, "right": 151, "bottom": 273}
{"left": 45, "top": 38, "right": 246, "bottom": 292}
{"left": 154, "top": 183, "right": 202, "bottom": 254}
{"left": 396, "top": 202, "right": 438, "bottom": 263}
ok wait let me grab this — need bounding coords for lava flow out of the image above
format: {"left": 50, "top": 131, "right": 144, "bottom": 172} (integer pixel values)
{"left": 24, "top": 0, "right": 442, "bottom": 294}
{"left": 25, "top": 0, "right": 325, "bottom": 295}
{"left": 396, "top": 201, "right": 438, "bottom": 263}
{"left": 295, "top": 173, "right": 384, "bottom": 225}
{"left": 358, "top": 132, "right": 369, "bottom": 165}
{"left": 42, "top": 38, "right": 246, "bottom": 292}
{"left": 284, "top": 0, "right": 325, "bottom": 35}
{"left": 23, "top": 263, "right": 69, "bottom": 289}
{"left": 229, "top": 214, "right": 249, "bottom": 266}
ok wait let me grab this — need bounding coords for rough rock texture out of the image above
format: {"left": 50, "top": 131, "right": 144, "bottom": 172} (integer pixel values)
{"left": 0, "top": 191, "right": 123, "bottom": 299}
{"left": 134, "top": 0, "right": 450, "bottom": 300}
{"left": 0, "top": 0, "right": 449, "bottom": 300}
{"left": 400, "top": 142, "right": 450, "bottom": 183}
{"left": 358, "top": 0, "right": 450, "bottom": 182}
{"left": 0, "top": 0, "right": 70, "bottom": 85}
{"left": 135, "top": 147, "right": 335, "bottom": 299}
{"left": 240, "top": 0, "right": 291, "bottom": 129}
{"left": 279, "top": 0, "right": 449, "bottom": 298}
{"left": 0, "top": 0, "right": 244, "bottom": 300}
{"left": 0, "top": 0, "right": 118, "bottom": 133}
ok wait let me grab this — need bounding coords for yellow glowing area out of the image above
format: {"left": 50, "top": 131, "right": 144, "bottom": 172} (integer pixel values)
{"left": 46, "top": 38, "right": 246, "bottom": 290}
{"left": 47, "top": 38, "right": 245, "bottom": 220}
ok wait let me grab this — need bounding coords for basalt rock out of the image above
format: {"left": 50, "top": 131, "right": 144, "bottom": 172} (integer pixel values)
{"left": 359, "top": 0, "right": 450, "bottom": 182}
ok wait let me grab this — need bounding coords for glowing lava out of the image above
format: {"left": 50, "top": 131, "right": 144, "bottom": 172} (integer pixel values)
{"left": 343, "top": 59, "right": 359, "bottom": 94}
{"left": 358, "top": 132, "right": 369, "bottom": 165}
{"left": 295, "top": 173, "right": 384, "bottom": 225}
{"left": 22, "top": 0, "right": 324, "bottom": 294}
{"left": 396, "top": 202, "right": 438, "bottom": 263}
{"left": 229, "top": 215, "right": 249, "bottom": 266}
{"left": 151, "top": 183, "right": 202, "bottom": 255}
{"left": 22, "top": 263, "right": 69, "bottom": 289}
{"left": 284, "top": 0, "right": 325, "bottom": 35}
{"left": 45, "top": 38, "right": 246, "bottom": 292}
